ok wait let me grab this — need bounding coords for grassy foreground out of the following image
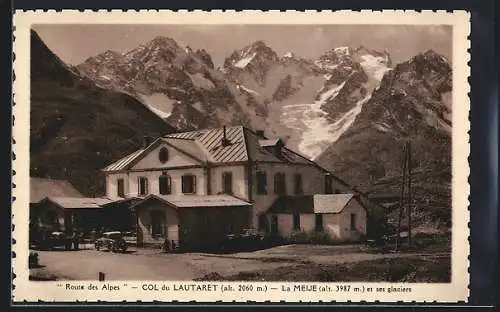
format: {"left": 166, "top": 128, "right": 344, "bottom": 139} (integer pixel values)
{"left": 198, "top": 255, "right": 451, "bottom": 283}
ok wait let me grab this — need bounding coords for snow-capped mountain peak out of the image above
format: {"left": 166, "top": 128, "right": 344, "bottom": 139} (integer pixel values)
{"left": 224, "top": 40, "right": 279, "bottom": 70}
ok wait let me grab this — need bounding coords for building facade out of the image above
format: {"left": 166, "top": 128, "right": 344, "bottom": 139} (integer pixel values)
{"left": 266, "top": 194, "right": 367, "bottom": 241}
{"left": 102, "top": 126, "right": 363, "bottom": 247}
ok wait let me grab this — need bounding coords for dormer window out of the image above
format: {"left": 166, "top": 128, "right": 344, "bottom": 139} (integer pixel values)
{"left": 159, "top": 147, "right": 169, "bottom": 163}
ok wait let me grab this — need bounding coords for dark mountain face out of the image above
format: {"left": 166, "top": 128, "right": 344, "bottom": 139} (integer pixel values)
{"left": 316, "top": 50, "right": 452, "bottom": 227}
{"left": 30, "top": 30, "right": 176, "bottom": 196}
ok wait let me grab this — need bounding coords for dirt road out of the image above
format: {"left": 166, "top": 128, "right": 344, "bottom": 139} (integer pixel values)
{"left": 30, "top": 244, "right": 450, "bottom": 281}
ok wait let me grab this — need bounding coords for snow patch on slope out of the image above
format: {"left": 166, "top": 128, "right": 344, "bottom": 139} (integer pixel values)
{"left": 281, "top": 82, "right": 355, "bottom": 159}
{"left": 189, "top": 73, "right": 215, "bottom": 90}
{"left": 359, "top": 54, "right": 392, "bottom": 82}
{"left": 234, "top": 52, "right": 257, "bottom": 68}
{"left": 298, "top": 93, "right": 372, "bottom": 160}
{"left": 138, "top": 93, "right": 176, "bottom": 119}
{"left": 237, "top": 84, "right": 259, "bottom": 95}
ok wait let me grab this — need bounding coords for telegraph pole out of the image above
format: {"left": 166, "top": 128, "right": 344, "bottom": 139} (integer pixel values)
{"left": 395, "top": 142, "right": 408, "bottom": 252}
{"left": 407, "top": 140, "right": 412, "bottom": 249}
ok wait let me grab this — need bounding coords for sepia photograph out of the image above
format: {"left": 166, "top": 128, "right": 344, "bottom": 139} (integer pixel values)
{"left": 12, "top": 10, "right": 471, "bottom": 302}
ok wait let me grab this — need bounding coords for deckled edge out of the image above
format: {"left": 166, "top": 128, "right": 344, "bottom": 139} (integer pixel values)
{"left": 11, "top": 9, "right": 471, "bottom": 303}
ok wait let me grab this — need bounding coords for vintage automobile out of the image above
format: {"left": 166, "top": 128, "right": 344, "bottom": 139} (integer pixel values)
{"left": 94, "top": 231, "right": 128, "bottom": 253}
{"left": 46, "top": 231, "right": 72, "bottom": 250}
{"left": 29, "top": 250, "right": 39, "bottom": 268}
{"left": 222, "top": 228, "right": 266, "bottom": 251}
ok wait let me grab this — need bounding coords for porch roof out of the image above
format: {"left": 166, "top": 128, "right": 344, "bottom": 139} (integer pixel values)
{"left": 267, "top": 194, "right": 355, "bottom": 214}
{"left": 39, "top": 196, "right": 115, "bottom": 209}
{"left": 131, "top": 194, "right": 252, "bottom": 209}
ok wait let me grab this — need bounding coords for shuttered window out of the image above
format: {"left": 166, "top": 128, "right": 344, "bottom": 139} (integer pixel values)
{"left": 274, "top": 172, "right": 286, "bottom": 195}
{"left": 293, "top": 214, "right": 301, "bottom": 230}
{"left": 159, "top": 175, "right": 171, "bottom": 195}
{"left": 350, "top": 213, "right": 357, "bottom": 231}
{"left": 182, "top": 174, "right": 197, "bottom": 194}
{"left": 293, "top": 173, "right": 303, "bottom": 195}
{"left": 256, "top": 171, "right": 267, "bottom": 194}
{"left": 315, "top": 214, "right": 324, "bottom": 232}
{"left": 138, "top": 177, "right": 148, "bottom": 196}
{"left": 222, "top": 172, "right": 233, "bottom": 194}
{"left": 117, "top": 178, "right": 125, "bottom": 197}
{"left": 325, "top": 175, "right": 333, "bottom": 194}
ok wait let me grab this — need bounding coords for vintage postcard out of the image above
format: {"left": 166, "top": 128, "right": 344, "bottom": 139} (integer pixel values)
{"left": 12, "top": 10, "right": 470, "bottom": 303}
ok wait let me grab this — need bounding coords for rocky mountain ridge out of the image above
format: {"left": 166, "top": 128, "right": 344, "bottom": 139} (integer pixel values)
{"left": 36, "top": 33, "right": 453, "bottom": 224}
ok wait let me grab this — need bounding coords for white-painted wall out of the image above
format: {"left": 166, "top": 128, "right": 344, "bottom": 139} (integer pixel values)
{"left": 210, "top": 165, "right": 248, "bottom": 198}
{"left": 105, "top": 173, "right": 128, "bottom": 199}
{"left": 323, "top": 199, "right": 367, "bottom": 241}
{"left": 251, "top": 163, "right": 346, "bottom": 228}
{"left": 267, "top": 199, "right": 367, "bottom": 243}
{"left": 132, "top": 143, "right": 200, "bottom": 170}
{"left": 271, "top": 213, "right": 316, "bottom": 237}
{"left": 106, "top": 167, "right": 206, "bottom": 198}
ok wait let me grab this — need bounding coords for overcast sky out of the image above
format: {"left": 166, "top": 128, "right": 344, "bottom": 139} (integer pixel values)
{"left": 33, "top": 24, "right": 452, "bottom": 66}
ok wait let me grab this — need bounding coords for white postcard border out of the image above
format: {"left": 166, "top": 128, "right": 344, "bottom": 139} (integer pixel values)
{"left": 12, "top": 10, "right": 471, "bottom": 303}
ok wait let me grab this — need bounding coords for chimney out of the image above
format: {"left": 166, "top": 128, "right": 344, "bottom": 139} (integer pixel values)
{"left": 143, "top": 136, "right": 152, "bottom": 148}
{"left": 256, "top": 130, "right": 265, "bottom": 138}
{"left": 221, "top": 126, "right": 231, "bottom": 146}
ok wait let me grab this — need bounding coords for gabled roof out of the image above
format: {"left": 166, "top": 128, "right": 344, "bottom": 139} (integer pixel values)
{"left": 30, "top": 177, "right": 84, "bottom": 204}
{"left": 131, "top": 194, "right": 252, "bottom": 209}
{"left": 102, "top": 126, "right": 328, "bottom": 173}
{"left": 38, "top": 197, "right": 114, "bottom": 209}
{"left": 259, "top": 139, "right": 283, "bottom": 147}
{"left": 103, "top": 149, "right": 145, "bottom": 172}
{"left": 267, "top": 194, "right": 356, "bottom": 214}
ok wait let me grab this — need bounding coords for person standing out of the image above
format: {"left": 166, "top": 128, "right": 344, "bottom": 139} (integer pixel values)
{"left": 72, "top": 230, "right": 80, "bottom": 251}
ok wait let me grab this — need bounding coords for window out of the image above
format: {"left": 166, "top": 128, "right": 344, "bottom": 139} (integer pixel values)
{"left": 222, "top": 172, "right": 233, "bottom": 194}
{"left": 274, "top": 173, "right": 286, "bottom": 195}
{"left": 350, "top": 213, "right": 357, "bottom": 231}
{"left": 117, "top": 178, "right": 125, "bottom": 197}
{"left": 325, "top": 175, "right": 333, "bottom": 194}
{"left": 159, "top": 175, "right": 171, "bottom": 195}
{"left": 150, "top": 210, "right": 164, "bottom": 236}
{"left": 293, "top": 214, "right": 301, "bottom": 230}
{"left": 158, "top": 147, "right": 169, "bottom": 163}
{"left": 138, "top": 176, "right": 148, "bottom": 196}
{"left": 293, "top": 174, "right": 303, "bottom": 195}
{"left": 181, "top": 174, "right": 197, "bottom": 194}
{"left": 256, "top": 171, "right": 267, "bottom": 194}
{"left": 270, "top": 215, "right": 278, "bottom": 235}
{"left": 258, "top": 214, "right": 268, "bottom": 232}
{"left": 315, "top": 214, "right": 324, "bottom": 232}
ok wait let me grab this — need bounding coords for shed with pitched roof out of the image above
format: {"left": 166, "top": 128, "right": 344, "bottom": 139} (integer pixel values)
{"left": 265, "top": 194, "right": 367, "bottom": 242}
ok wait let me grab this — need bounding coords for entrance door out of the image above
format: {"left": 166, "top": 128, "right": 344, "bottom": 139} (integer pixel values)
{"left": 270, "top": 215, "right": 278, "bottom": 235}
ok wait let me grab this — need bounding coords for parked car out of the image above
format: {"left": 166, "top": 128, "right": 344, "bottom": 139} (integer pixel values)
{"left": 46, "top": 231, "right": 72, "bottom": 250}
{"left": 29, "top": 250, "right": 39, "bottom": 268}
{"left": 94, "top": 231, "right": 127, "bottom": 253}
{"left": 122, "top": 231, "right": 137, "bottom": 246}
{"left": 222, "top": 228, "right": 265, "bottom": 251}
